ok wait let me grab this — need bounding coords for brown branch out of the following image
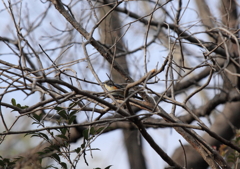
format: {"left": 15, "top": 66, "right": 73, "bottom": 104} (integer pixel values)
{"left": 49, "top": 0, "right": 133, "bottom": 82}
{"left": 106, "top": 2, "right": 229, "bottom": 57}
{"left": 179, "top": 90, "right": 240, "bottom": 124}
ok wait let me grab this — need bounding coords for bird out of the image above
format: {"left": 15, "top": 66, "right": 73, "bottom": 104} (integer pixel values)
{"left": 103, "top": 80, "right": 142, "bottom": 100}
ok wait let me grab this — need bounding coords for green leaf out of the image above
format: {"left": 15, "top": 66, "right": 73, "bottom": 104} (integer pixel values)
{"left": 69, "top": 110, "right": 78, "bottom": 116}
{"left": 31, "top": 134, "right": 41, "bottom": 138}
{"left": 24, "top": 132, "right": 35, "bottom": 137}
{"left": 60, "top": 162, "right": 67, "bottom": 169}
{"left": 45, "top": 146, "right": 56, "bottom": 151}
{"left": 39, "top": 133, "right": 49, "bottom": 141}
{"left": 58, "top": 110, "right": 68, "bottom": 119}
{"left": 75, "top": 147, "right": 81, "bottom": 153}
{"left": 60, "top": 128, "right": 67, "bottom": 135}
{"left": 105, "top": 165, "right": 112, "bottom": 169}
{"left": 0, "top": 160, "right": 5, "bottom": 166}
{"left": 83, "top": 129, "right": 89, "bottom": 140}
{"left": 3, "top": 158, "right": 10, "bottom": 163}
{"left": 37, "top": 151, "right": 45, "bottom": 156}
{"left": 32, "top": 113, "right": 41, "bottom": 122}
{"left": 81, "top": 142, "right": 86, "bottom": 149}
{"left": 21, "top": 105, "right": 29, "bottom": 109}
{"left": 90, "top": 127, "right": 95, "bottom": 135}
{"left": 11, "top": 98, "right": 16, "bottom": 106}
{"left": 32, "top": 121, "right": 41, "bottom": 125}
{"left": 51, "top": 153, "right": 60, "bottom": 162}
{"left": 68, "top": 102, "right": 77, "bottom": 110}
{"left": 95, "top": 127, "right": 105, "bottom": 134}
{"left": 54, "top": 106, "right": 63, "bottom": 111}
{"left": 68, "top": 115, "right": 76, "bottom": 124}
{"left": 40, "top": 145, "right": 60, "bottom": 155}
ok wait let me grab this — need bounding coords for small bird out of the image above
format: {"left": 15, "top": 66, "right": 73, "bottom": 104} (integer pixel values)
{"left": 103, "top": 80, "right": 142, "bottom": 99}
{"left": 103, "top": 80, "right": 125, "bottom": 97}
